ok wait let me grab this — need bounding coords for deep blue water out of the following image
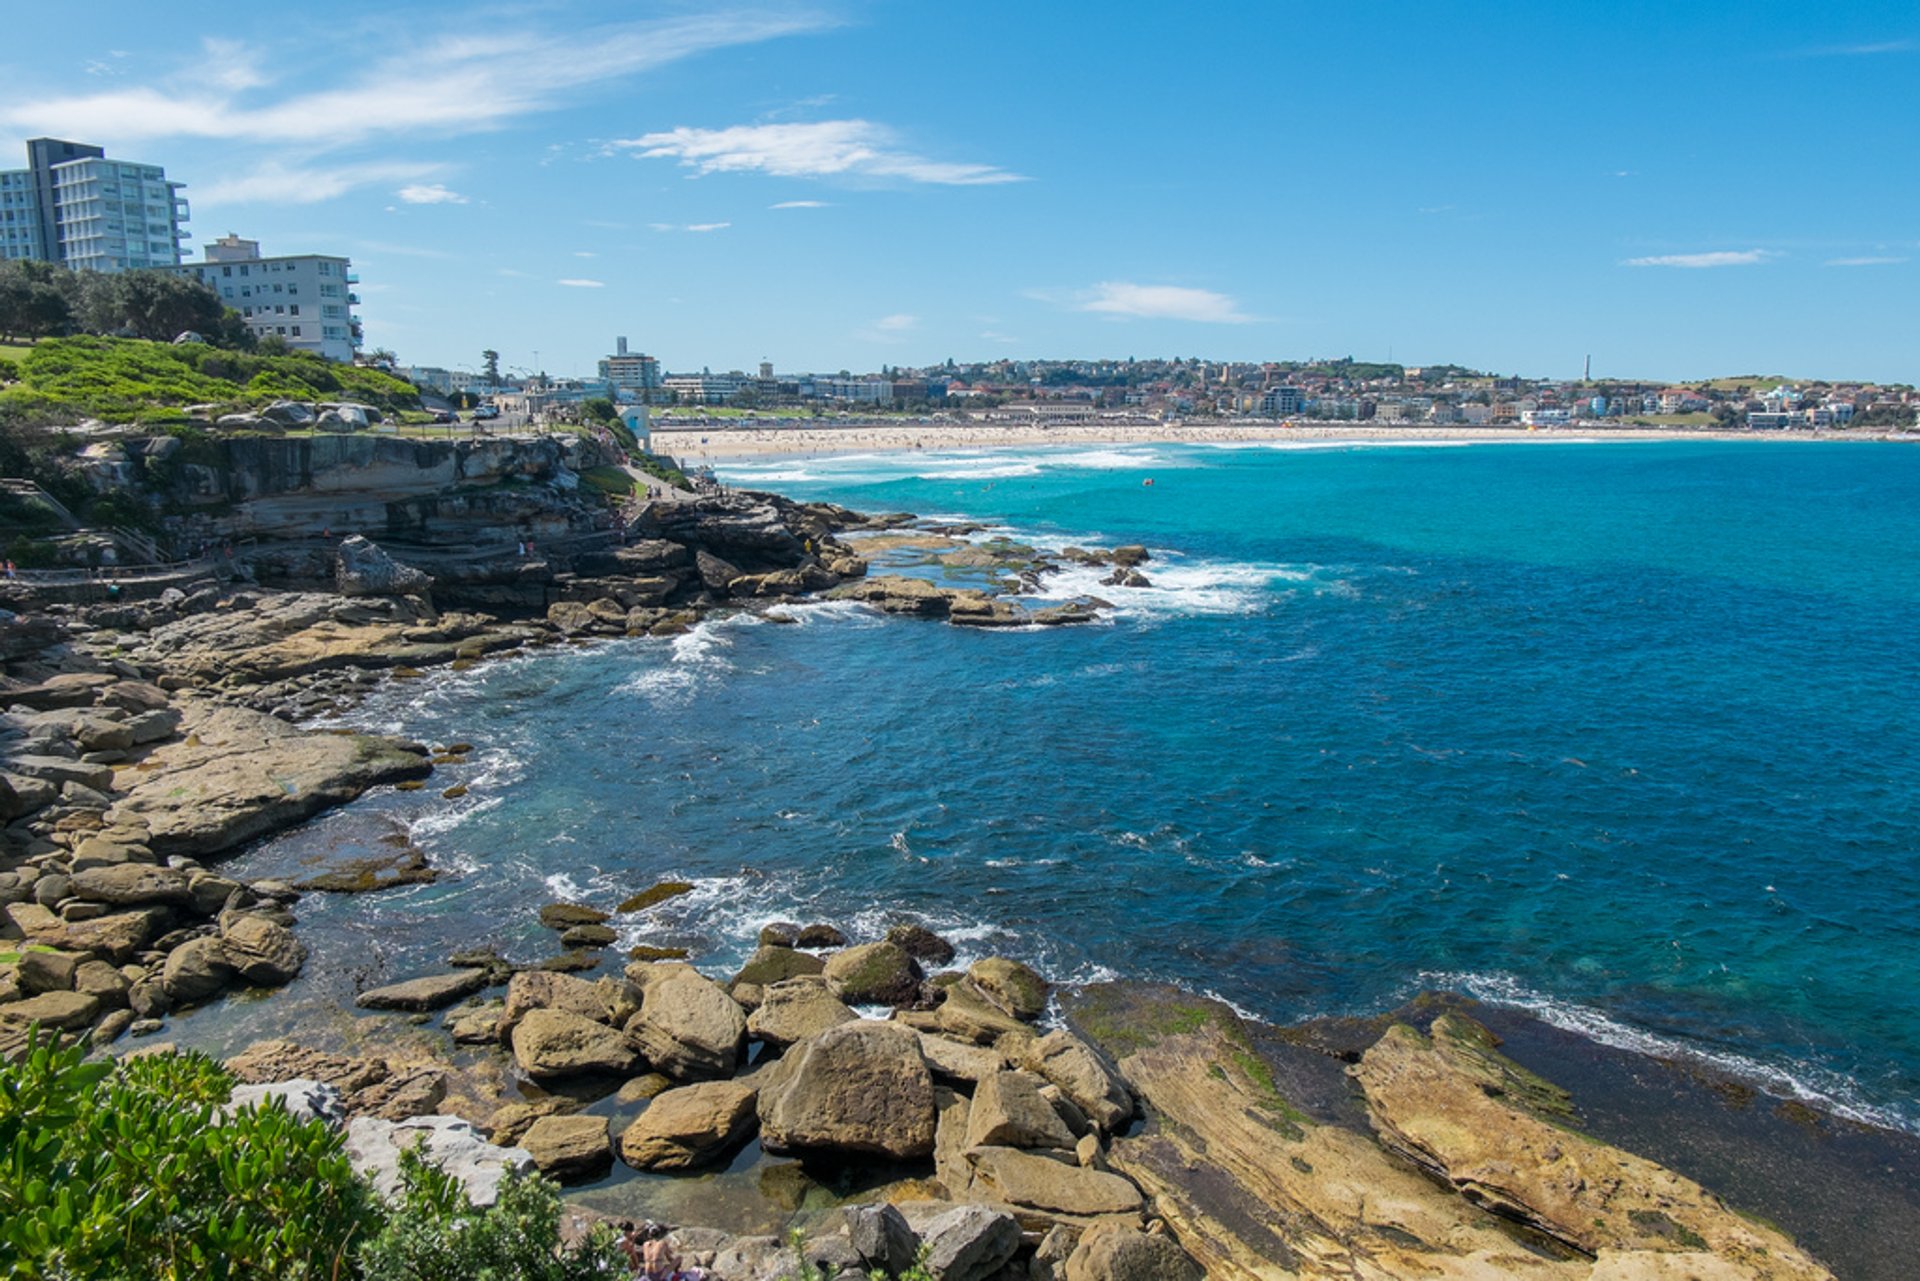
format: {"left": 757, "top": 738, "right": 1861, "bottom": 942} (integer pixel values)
{"left": 197, "top": 439, "right": 1920, "bottom": 1132}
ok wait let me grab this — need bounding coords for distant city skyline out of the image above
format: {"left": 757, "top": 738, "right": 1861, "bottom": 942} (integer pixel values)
{"left": 0, "top": 1, "right": 1913, "bottom": 382}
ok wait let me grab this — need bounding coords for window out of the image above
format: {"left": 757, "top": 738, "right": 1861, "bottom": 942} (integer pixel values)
{"left": 239, "top": 265, "right": 249, "bottom": 276}
{"left": 292, "top": 326, "right": 302, "bottom": 336}
{"left": 222, "top": 266, "right": 231, "bottom": 277}
{"left": 289, "top": 305, "right": 299, "bottom": 316}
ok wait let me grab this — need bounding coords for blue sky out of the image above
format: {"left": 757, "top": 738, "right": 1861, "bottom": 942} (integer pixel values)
{"left": 1, "top": 2, "right": 1914, "bottom": 383}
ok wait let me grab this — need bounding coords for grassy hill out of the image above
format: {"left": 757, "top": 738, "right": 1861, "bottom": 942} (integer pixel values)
{"left": 0, "top": 335, "right": 420, "bottom": 427}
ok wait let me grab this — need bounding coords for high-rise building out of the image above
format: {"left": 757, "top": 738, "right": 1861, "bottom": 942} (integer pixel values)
{"left": 598, "top": 336, "right": 663, "bottom": 398}
{"left": 162, "top": 233, "right": 361, "bottom": 362}
{"left": 0, "top": 138, "right": 189, "bottom": 271}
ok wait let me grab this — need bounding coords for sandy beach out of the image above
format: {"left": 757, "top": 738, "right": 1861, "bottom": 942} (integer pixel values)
{"left": 653, "top": 419, "right": 1910, "bottom": 463}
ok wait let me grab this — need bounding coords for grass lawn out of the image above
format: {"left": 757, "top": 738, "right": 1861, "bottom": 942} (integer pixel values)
{"left": 0, "top": 341, "right": 38, "bottom": 361}
{"left": 1623, "top": 412, "right": 1718, "bottom": 426}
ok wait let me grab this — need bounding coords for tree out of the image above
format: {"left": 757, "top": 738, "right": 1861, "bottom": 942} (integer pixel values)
{"left": 482, "top": 349, "right": 501, "bottom": 387}
{"left": 579, "top": 396, "right": 618, "bottom": 425}
{"left": 76, "top": 269, "right": 229, "bottom": 341}
{"left": 0, "top": 260, "right": 73, "bottom": 341}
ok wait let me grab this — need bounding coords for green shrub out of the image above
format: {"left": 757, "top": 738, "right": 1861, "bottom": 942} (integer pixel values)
{"left": 357, "top": 1146, "right": 622, "bottom": 1281}
{"left": 0, "top": 1028, "right": 375, "bottom": 1280}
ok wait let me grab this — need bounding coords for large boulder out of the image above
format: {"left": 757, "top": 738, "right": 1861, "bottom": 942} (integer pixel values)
{"left": 68, "top": 863, "right": 194, "bottom": 907}
{"left": 498, "top": 969, "right": 608, "bottom": 1039}
{"left": 512, "top": 1008, "right": 638, "bottom": 1079}
{"left": 965, "top": 1069, "right": 1077, "bottom": 1152}
{"left": 220, "top": 914, "right": 307, "bottom": 986}
{"left": 622, "top": 971, "right": 745, "bottom": 1079}
{"left": 746, "top": 978, "right": 855, "bottom": 1049}
{"left": 732, "top": 944, "right": 825, "bottom": 988}
{"left": 345, "top": 1114, "right": 532, "bottom": 1207}
{"left": 1064, "top": 1223, "right": 1202, "bottom": 1281}
{"left": 1035, "top": 1030, "right": 1133, "bottom": 1134}
{"left": 0, "top": 989, "right": 101, "bottom": 1030}
{"left": 161, "top": 935, "right": 234, "bottom": 1004}
{"left": 823, "top": 940, "right": 923, "bottom": 1006}
{"left": 518, "top": 1114, "right": 612, "bottom": 1183}
{"left": 758, "top": 1020, "right": 937, "bottom": 1160}
{"left": 887, "top": 923, "right": 957, "bottom": 966}
{"left": 617, "top": 1080, "right": 759, "bottom": 1171}
{"left": 966, "top": 1146, "right": 1144, "bottom": 1219}
{"left": 357, "top": 969, "right": 489, "bottom": 1012}
{"left": 847, "top": 1203, "right": 920, "bottom": 1277}
{"left": 335, "top": 535, "right": 433, "bottom": 597}
{"left": 967, "top": 957, "right": 1049, "bottom": 1021}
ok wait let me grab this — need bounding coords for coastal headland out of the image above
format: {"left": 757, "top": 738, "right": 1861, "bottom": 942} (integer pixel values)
{"left": 2, "top": 417, "right": 1915, "bottom": 1280}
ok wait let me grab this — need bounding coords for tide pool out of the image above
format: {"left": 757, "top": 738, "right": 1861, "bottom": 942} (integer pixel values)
{"left": 197, "top": 438, "right": 1920, "bottom": 1133}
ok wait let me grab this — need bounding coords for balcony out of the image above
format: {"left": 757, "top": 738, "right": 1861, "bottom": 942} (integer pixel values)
{"left": 344, "top": 272, "right": 359, "bottom": 284}
{"left": 347, "top": 293, "right": 360, "bottom": 305}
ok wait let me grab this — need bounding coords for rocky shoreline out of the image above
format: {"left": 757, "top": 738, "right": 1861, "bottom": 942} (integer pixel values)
{"left": 0, "top": 481, "right": 1905, "bottom": 1279}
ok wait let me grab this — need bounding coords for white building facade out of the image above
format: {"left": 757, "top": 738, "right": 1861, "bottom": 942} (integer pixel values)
{"left": 164, "top": 234, "right": 361, "bottom": 362}
{"left": 0, "top": 139, "right": 188, "bottom": 271}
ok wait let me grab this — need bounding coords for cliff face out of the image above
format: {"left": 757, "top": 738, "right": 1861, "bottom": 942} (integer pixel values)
{"left": 221, "top": 435, "right": 573, "bottom": 502}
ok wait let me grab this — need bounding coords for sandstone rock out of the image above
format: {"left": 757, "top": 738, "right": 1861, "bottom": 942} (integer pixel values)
{"left": 357, "top": 969, "right": 488, "bottom": 1012}
{"left": 499, "top": 969, "right": 608, "bottom": 1039}
{"left": 965, "top": 1069, "right": 1078, "bottom": 1152}
{"left": 108, "top": 704, "right": 430, "bottom": 857}
{"left": 915, "top": 1029, "right": 1008, "bottom": 1084}
{"left": 824, "top": 940, "right": 923, "bottom": 1006}
{"left": 72, "top": 959, "right": 131, "bottom": 1007}
{"left": 623, "top": 970, "right": 746, "bottom": 1079}
{"left": 1034, "top": 1030, "right": 1133, "bottom": 1134}
{"left": 617, "top": 1079, "right": 759, "bottom": 1171}
{"left": 226, "top": 1040, "right": 394, "bottom": 1098}
{"left": 936, "top": 980, "right": 1032, "bottom": 1045}
{"left": 0, "top": 988, "right": 101, "bottom": 1030}
{"left": 355, "top": 1068, "right": 448, "bottom": 1121}
{"left": 758, "top": 1020, "right": 936, "bottom": 1159}
{"left": 1064, "top": 1222, "right": 1201, "bottom": 1281}
{"left": 16, "top": 948, "right": 80, "bottom": 995}
{"left": 968, "top": 957, "right": 1049, "bottom": 1021}
{"left": 512, "top": 1007, "right": 638, "bottom": 1079}
{"left": 220, "top": 914, "right": 306, "bottom": 985}
{"left": 447, "top": 1001, "right": 505, "bottom": 1044}
{"left": 160, "top": 935, "right": 233, "bottom": 1004}
{"left": 346, "top": 1114, "right": 533, "bottom": 1208}
{"left": 69, "top": 863, "right": 194, "bottom": 907}
{"left": 59, "top": 908, "right": 170, "bottom": 962}
{"left": 519, "top": 1114, "right": 612, "bottom": 1182}
{"left": 920, "top": 1204, "right": 1023, "bottom": 1281}
{"left": 560, "top": 923, "right": 615, "bottom": 948}
{"left": 1354, "top": 1013, "right": 1834, "bottom": 1277}
{"left": 747, "top": 978, "right": 855, "bottom": 1049}
{"left": 794, "top": 922, "right": 847, "bottom": 948}
{"left": 966, "top": 1146, "right": 1143, "bottom": 1220}
{"left": 484, "top": 1097, "right": 576, "bottom": 1146}
{"left": 538, "top": 902, "right": 609, "bottom": 929}
{"left": 887, "top": 922, "right": 958, "bottom": 966}
{"left": 547, "top": 601, "right": 596, "bottom": 634}
{"left": 186, "top": 872, "right": 245, "bottom": 916}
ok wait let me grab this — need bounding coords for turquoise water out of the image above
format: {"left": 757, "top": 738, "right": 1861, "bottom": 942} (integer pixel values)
{"left": 205, "top": 439, "right": 1920, "bottom": 1131}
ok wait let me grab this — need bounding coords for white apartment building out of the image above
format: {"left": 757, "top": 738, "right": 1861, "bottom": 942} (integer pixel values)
{"left": 663, "top": 373, "right": 745, "bottom": 404}
{"left": 0, "top": 139, "right": 188, "bottom": 271}
{"left": 164, "top": 234, "right": 361, "bottom": 362}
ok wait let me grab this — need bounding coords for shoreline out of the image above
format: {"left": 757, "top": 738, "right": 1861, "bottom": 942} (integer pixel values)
{"left": 654, "top": 419, "right": 1920, "bottom": 461}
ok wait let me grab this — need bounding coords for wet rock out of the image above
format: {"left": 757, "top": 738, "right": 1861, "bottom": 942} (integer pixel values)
{"left": 560, "top": 923, "right": 616, "bottom": 948}
{"left": 617, "top": 1079, "right": 759, "bottom": 1171}
{"left": 758, "top": 1020, "right": 936, "bottom": 1160}
{"left": 824, "top": 940, "right": 923, "bottom": 1006}
{"left": 538, "top": 902, "right": 609, "bottom": 929}
{"left": 732, "top": 943, "right": 825, "bottom": 988}
{"left": 619, "top": 880, "right": 695, "bottom": 913}
{"left": 357, "top": 969, "right": 490, "bottom": 1012}
{"left": 519, "top": 1114, "right": 612, "bottom": 1182}
{"left": 967, "top": 957, "right": 1050, "bottom": 1021}
{"left": 887, "top": 923, "right": 958, "bottom": 966}
{"left": 795, "top": 922, "right": 847, "bottom": 948}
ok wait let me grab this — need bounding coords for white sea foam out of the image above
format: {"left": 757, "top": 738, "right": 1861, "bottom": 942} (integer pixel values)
{"left": 1418, "top": 970, "right": 1915, "bottom": 1133}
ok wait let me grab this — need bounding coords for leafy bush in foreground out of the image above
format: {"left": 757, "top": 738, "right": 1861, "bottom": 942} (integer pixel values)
{"left": 0, "top": 1027, "right": 621, "bottom": 1281}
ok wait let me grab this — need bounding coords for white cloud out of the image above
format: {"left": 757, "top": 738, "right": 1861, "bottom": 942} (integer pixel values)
{"left": 572, "top": 251, "right": 597, "bottom": 258}
{"left": 0, "top": 13, "right": 834, "bottom": 147}
{"left": 1064, "top": 282, "right": 1255, "bottom": 324}
{"left": 558, "top": 278, "right": 605, "bottom": 288}
{"left": 685, "top": 221, "right": 731, "bottom": 233}
{"left": 875, "top": 313, "right": 916, "bottom": 331}
{"left": 1825, "top": 255, "right": 1907, "bottom": 267}
{"left": 201, "top": 37, "right": 270, "bottom": 92}
{"left": 980, "top": 330, "right": 1019, "bottom": 344}
{"left": 396, "top": 182, "right": 468, "bottom": 205}
{"left": 196, "top": 160, "right": 438, "bottom": 205}
{"left": 1621, "top": 249, "right": 1778, "bottom": 268}
{"left": 616, "top": 120, "right": 1023, "bottom": 186}
{"left": 771, "top": 199, "right": 829, "bottom": 209}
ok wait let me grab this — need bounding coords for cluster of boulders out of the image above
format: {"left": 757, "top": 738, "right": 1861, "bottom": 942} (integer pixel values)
{"left": 259, "top": 914, "right": 1200, "bottom": 1281}
{"left": 208, "top": 399, "right": 385, "bottom": 433}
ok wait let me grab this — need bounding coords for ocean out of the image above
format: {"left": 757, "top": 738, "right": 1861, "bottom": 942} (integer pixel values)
{"left": 191, "top": 438, "right": 1920, "bottom": 1135}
